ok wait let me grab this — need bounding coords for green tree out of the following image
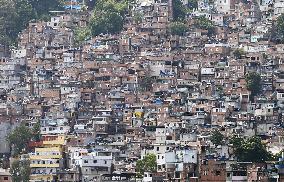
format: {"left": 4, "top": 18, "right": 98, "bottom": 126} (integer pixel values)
{"left": 85, "top": 0, "right": 97, "bottom": 10}
{"left": 90, "top": 11, "right": 123, "bottom": 36}
{"left": 272, "top": 150, "right": 284, "bottom": 161}
{"left": 7, "top": 123, "right": 32, "bottom": 157}
{"left": 133, "top": 12, "right": 143, "bottom": 24}
{"left": 32, "top": 121, "right": 41, "bottom": 142}
{"left": 94, "top": 0, "right": 128, "bottom": 16}
{"left": 210, "top": 129, "right": 224, "bottom": 147}
{"left": 74, "top": 27, "right": 91, "bottom": 46}
{"left": 136, "top": 153, "right": 157, "bottom": 177}
{"left": 271, "top": 14, "right": 284, "bottom": 43}
{"left": 188, "top": 0, "right": 198, "bottom": 10}
{"left": 0, "top": 0, "right": 17, "bottom": 45}
{"left": 195, "top": 16, "right": 213, "bottom": 29}
{"left": 216, "top": 86, "right": 224, "bottom": 96}
{"left": 229, "top": 135, "right": 243, "bottom": 145}
{"left": 89, "top": 0, "right": 125, "bottom": 36}
{"left": 29, "top": 0, "right": 64, "bottom": 19}
{"left": 233, "top": 48, "right": 245, "bottom": 59}
{"left": 195, "top": 16, "right": 214, "bottom": 35}
{"left": 14, "top": 0, "right": 35, "bottom": 37}
{"left": 229, "top": 135, "right": 245, "bottom": 159}
{"left": 172, "top": 0, "right": 187, "bottom": 21}
{"left": 0, "top": 0, "right": 64, "bottom": 46}
{"left": 139, "top": 65, "right": 154, "bottom": 91}
{"left": 245, "top": 72, "right": 262, "bottom": 100}
{"left": 140, "top": 76, "right": 154, "bottom": 92}
{"left": 208, "top": 0, "right": 215, "bottom": 4}
{"left": 169, "top": 21, "right": 188, "bottom": 36}
{"left": 10, "top": 159, "right": 30, "bottom": 182}
{"left": 229, "top": 135, "right": 272, "bottom": 162}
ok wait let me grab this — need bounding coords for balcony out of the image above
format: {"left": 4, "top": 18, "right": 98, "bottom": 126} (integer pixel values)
{"left": 30, "top": 172, "right": 57, "bottom": 176}
{"left": 30, "top": 163, "right": 60, "bottom": 168}
{"left": 232, "top": 176, "right": 247, "bottom": 181}
{"left": 30, "top": 154, "right": 62, "bottom": 160}
{"left": 28, "top": 141, "right": 43, "bottom": 148}
{"left": 30, "top": 174, "right": 56, "bottom": 181}
{"left": 42, "top": 140, "right": 65, "bottom": 145}
{"left": 42, "top": 135, "right": 66, "bottom": 145}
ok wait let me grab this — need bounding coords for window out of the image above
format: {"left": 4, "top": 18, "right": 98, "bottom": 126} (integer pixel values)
{"left": 84, "top": 160, "right": 88, "bottom": 163}
{"left": 175, "top": 172, "right": 180, "bottom": 178}
{"left": 203, "top": 170, "right": 208, "bottom": 175}
{"left": 104, "top": 160, "right": 107, "bottom": 164}
{"left": 4, "top": 177, "right": 8, "bottom": 180}
{"left": 166, "top": 136, "right": 172, "bottom": 140}
{"left": 216, "top": 171, "right": 221, "bottom": 176}
{"left": 243, "top": 95, "right": 248, "bottom": 99}
{"left": 93, "top": 160, "right": 97, "bottom": 163}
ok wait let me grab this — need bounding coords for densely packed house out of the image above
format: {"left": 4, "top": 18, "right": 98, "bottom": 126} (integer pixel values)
{"left": 2, "top": 0, "right": 284, "bottom": 181}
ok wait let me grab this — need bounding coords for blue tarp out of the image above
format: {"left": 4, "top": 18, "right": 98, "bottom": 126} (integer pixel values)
{"left": 160, "top": 70, "right": 175, "bottom": 77}
{"left": 153, "top": 98, "right": 163, "bottom": 105}
{"left": 113, "top": 104, "right": 124, "bottom": 109}
{"left": 64, "top": 5, "right": 81, "bottom": 10}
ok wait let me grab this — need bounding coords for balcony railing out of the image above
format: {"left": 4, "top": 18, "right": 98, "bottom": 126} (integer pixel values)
{"left": 30, "top": 163, "right": 60, "bottom": 168}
